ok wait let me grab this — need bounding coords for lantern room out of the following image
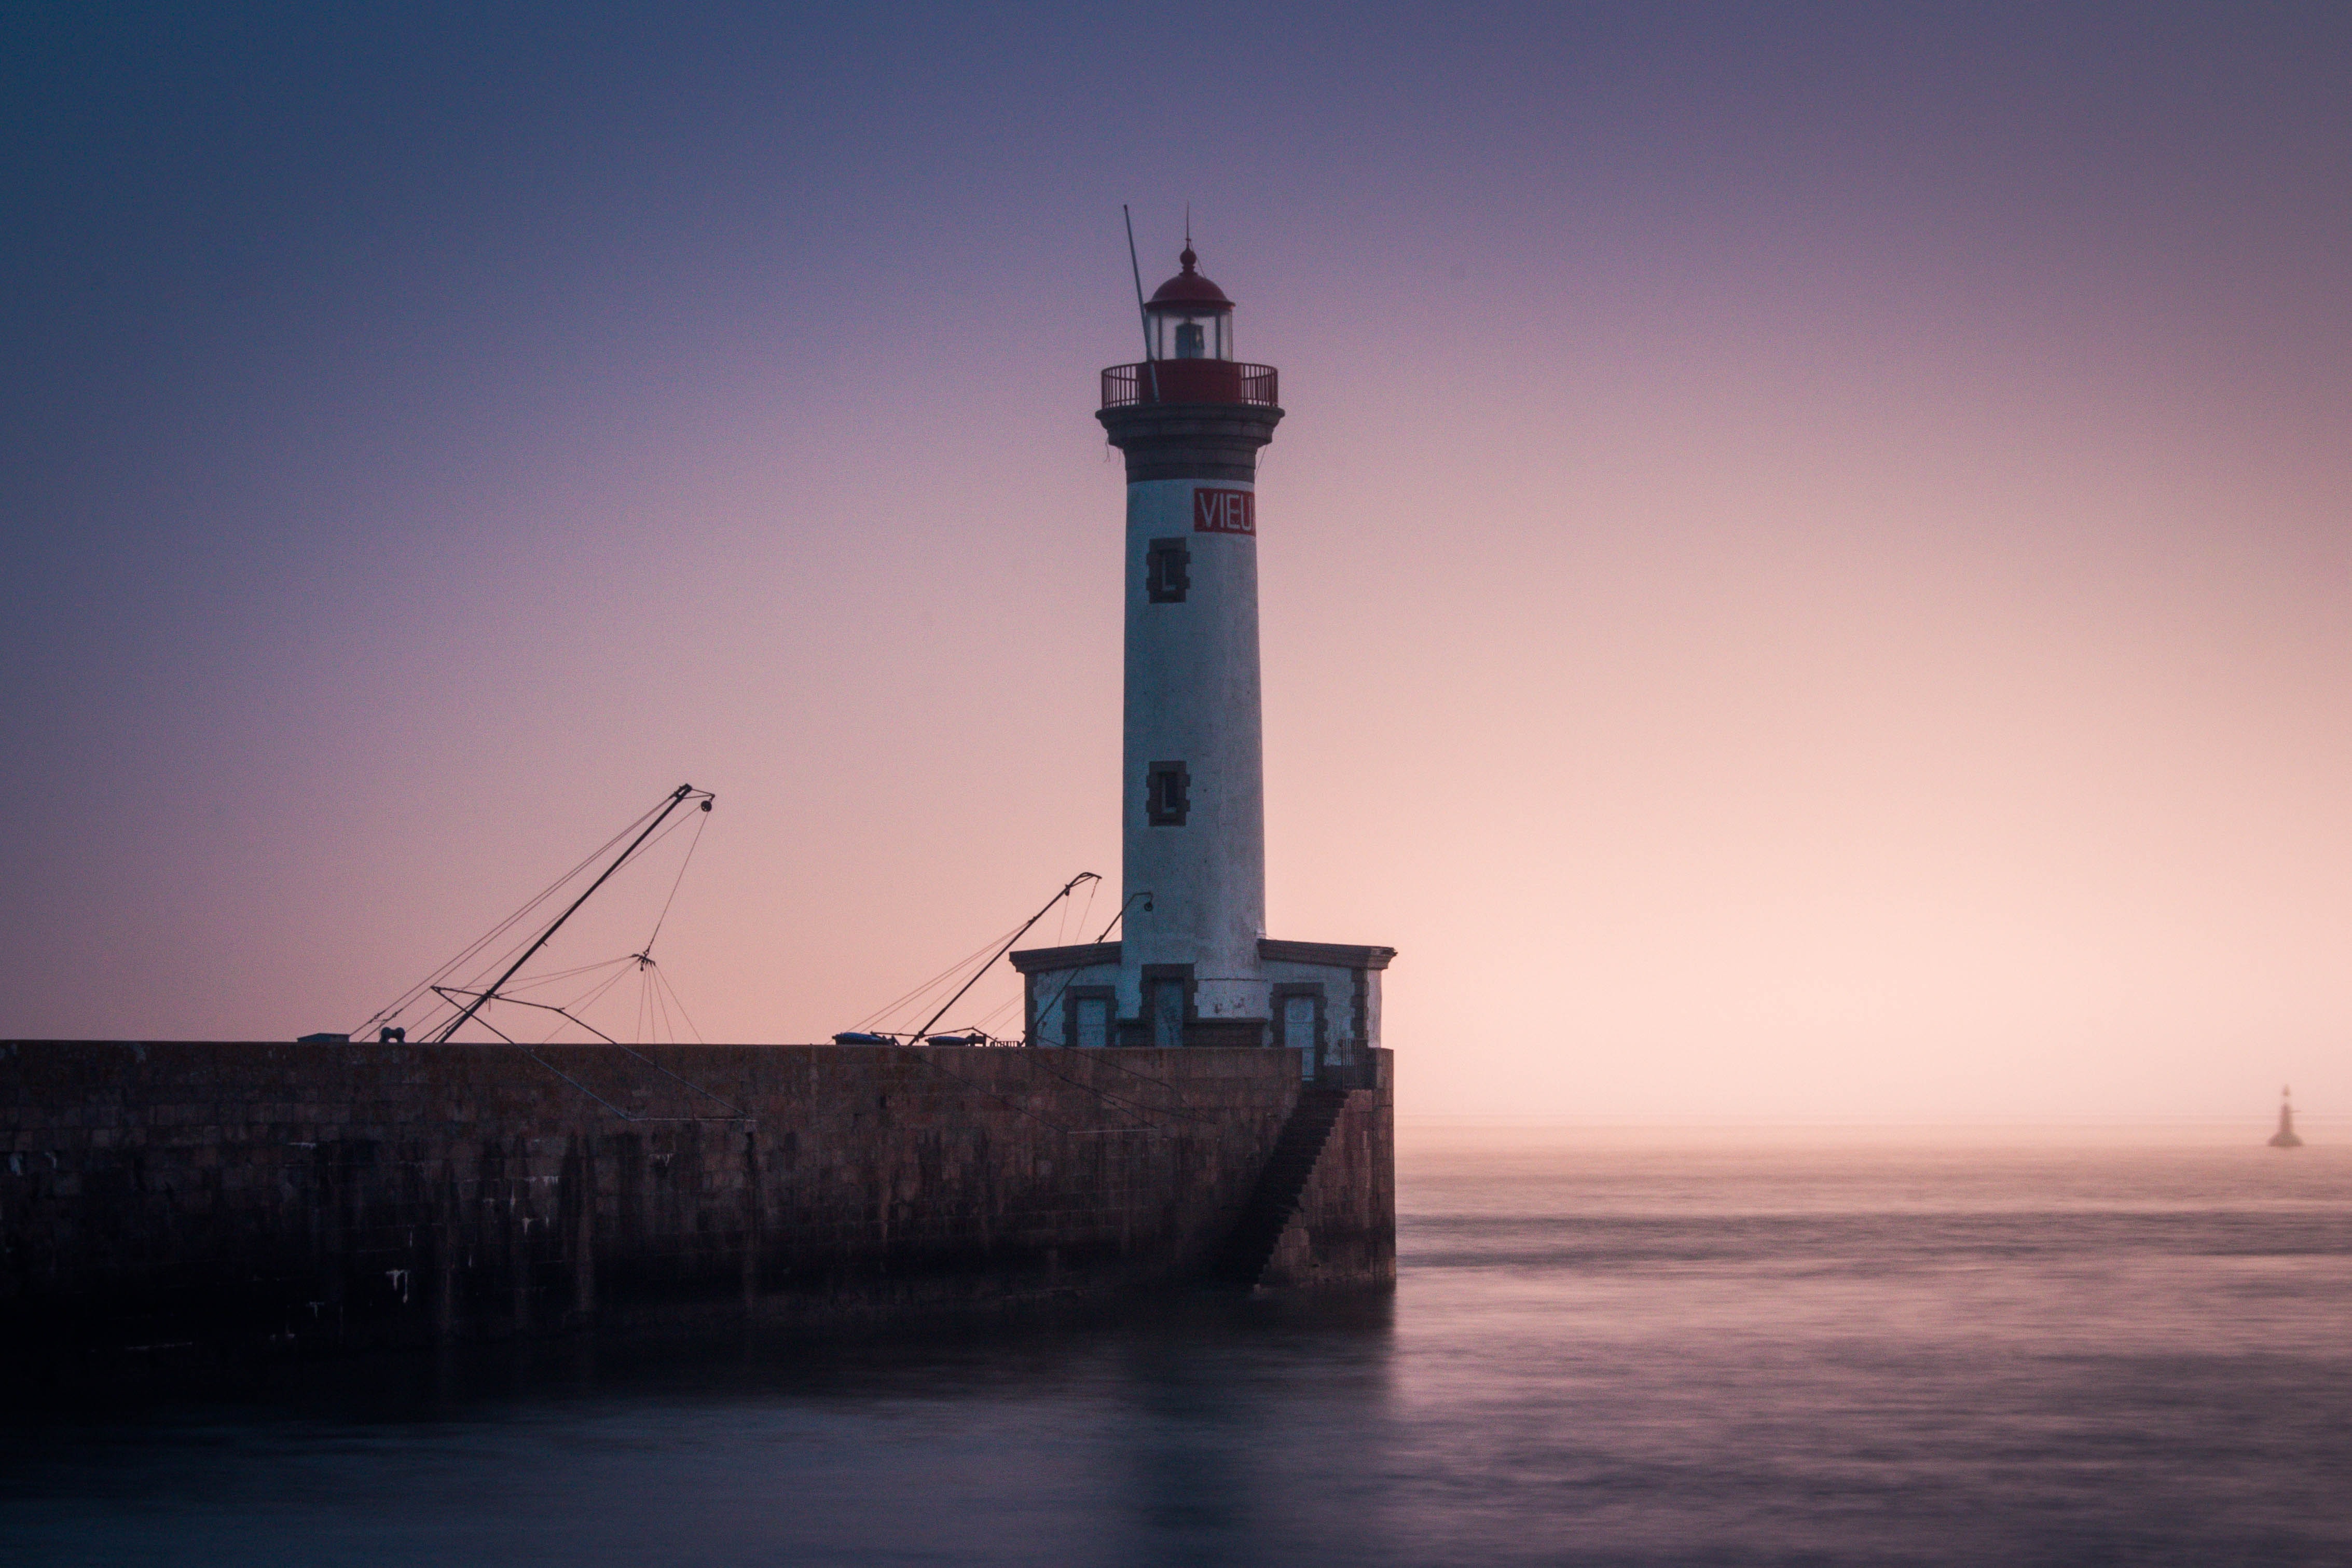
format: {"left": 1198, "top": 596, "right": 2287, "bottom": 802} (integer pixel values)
{"left": 1102, "top": 243, "right": 1278, "bottom": 410}
{"left": 1145, "top": 246, "right": 1235, "bottom": 361}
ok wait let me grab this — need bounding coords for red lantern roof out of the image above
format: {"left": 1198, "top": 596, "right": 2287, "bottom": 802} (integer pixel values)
{"left": 1147, "top": 246, "right": 1233, "bottom": 311}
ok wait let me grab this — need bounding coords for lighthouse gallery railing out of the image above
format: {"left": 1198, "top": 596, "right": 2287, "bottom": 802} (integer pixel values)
{"left": 1101, "top": 361, "right": 1279, "bottom": 409}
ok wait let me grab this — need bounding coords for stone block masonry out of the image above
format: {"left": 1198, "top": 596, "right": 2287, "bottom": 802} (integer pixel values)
{"left": 1259, "top": 1079, "right": 1395, "bottom": 1290}
{"left": 0, "top": 1040, "right": 1393, "bottom": 1384}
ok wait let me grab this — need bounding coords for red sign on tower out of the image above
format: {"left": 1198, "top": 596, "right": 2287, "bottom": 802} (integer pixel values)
{"left": 1192, "top": 487, "right": 1255, "bottom": 536}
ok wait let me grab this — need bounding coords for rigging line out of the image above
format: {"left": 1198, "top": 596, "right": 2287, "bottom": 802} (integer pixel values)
{"left": 368, "top": 845, "right": 620, "bottom": 1027}
{"left": 353, "top": 801, "right": 668, "bottom": 1035}
{"left": 434, "top": 786, "right": 707, "bottom": 1044}
{"left": 883, "top": 972, "right": 996, "bottom": 1030}
{"left": 639, "top": 807, "right": 709, "bottom": 960}
{"left": 1086, "top": 893, "right": 1134, "bottom": 945}
{"left": 1024, "top": 969, "right": 1082, "bottom": 1043}
{"left": 393, "top": 909, "right": 588, "bottom": 1033}
{"left": 851, "top": 918, "right": 1035, "bottom": 1032}
{"left": 564, "top": 961, "right": 638, "bottom": 1020}
{"left": 525, "top": 1049, "right": 636, "bottom": 1120}
{"left": 988, "top": 1033, "right": 1210, "bottom": 1123}
{"left": 1020, "top": 1050, "right": 1206, "bottom": 1127}
{"left": 965, "top": 967, "right": 1045, "bottom": 1034}
{"left": 611, "top": 803, "right": 707, "bottom": 866}
{"left": 853, "top": 934, "right": 1016, "bottom": 1030}
{"left": 969, "top": 991, "right": 1025, "bottom": 1033}
{"left": 449, "top": 1005, "right": 521, "bottom": 1046}
{"left": 847, "top": 877, "right": 1104, "bottom": 1039}
{"left": 1055, "top": 874, "right": 1095, "bottom": 950}
{"left": 911, "top": 873, "right": 1101, "bottom": 1044}
{"left": 622, "top": 1045, "right": 741, "bottom": 1113}
{"left": 889, "top": 920, "right": 1033, "bottom": 1010}
{"left": 516, "top": 1039, "right": 747, "bottom": 1125}
{"left": 513, "top": 955, "right": 636, "bottom": 985}
{"left": 479, "top": 958, "right": 637, "bottom": 1046}
{"left": 447, "top": 809, "right": 707, "bottom": 999}
{"left": 655, "top": 965, "right": 708, "bottom": 1046}
{"left": 1063, "top": 1047, "right": 1213, "bottom": 1108}
{"left": 505, "top": 955, "right": 638, "bottom": 994}
{"left": 433, "top": 802, "right": 707, "bottom": 1010}
{"left": 1024, "top": 894, "right": 1145, "bottom": 1041}
{"left": 908, "top": 1052, "right": 1083, "bottom": 1137}
{"left": 614, "top": 1029, "right": 742, "bottom": 1113}
{"left": 650, "top": 965, "right": 675, "bottom": 1041}
{"left": 433, "top": 984, "right": 616, "bottom": 1035}
{"left": 535, "top": 996, "right": 610, "bottom": 1046}
{"left": 512, "top": 955, "right": 636, "bottom": 1024}
{"left": 435, "top": 985, "right": 699, "bottom": 1106}
{"left": 1056, "top": 878, "right": 1097, "bottom": 953}
{"left": 510, "top": 968, "right": 630, "bottom": 1006}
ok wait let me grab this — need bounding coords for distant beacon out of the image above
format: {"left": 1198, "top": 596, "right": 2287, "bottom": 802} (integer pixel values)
{"left": 2270, "top": 1086, "right": 2304, "bottom": 1148}
{"left": 1011, "top": 239, "right": 1394, "bottom": 1078}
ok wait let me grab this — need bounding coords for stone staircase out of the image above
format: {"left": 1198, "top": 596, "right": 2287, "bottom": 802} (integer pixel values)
{"left": 1215, "top": 1085, "right": 1352, "bottom": 1286}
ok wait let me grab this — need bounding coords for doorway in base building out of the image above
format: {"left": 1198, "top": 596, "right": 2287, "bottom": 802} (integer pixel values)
{"left": 1150, "top": 979, "right": 1186, "bottom": 1049}
{"left": 1063, "top": 989, "right": 1113, "bottom": 1050}
{"left": 1275, "top": 987, "right": 1325, "bottom": 1080}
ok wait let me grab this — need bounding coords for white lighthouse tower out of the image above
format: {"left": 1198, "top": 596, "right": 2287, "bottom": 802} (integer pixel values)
{"left": 1013, "top": 241, "right": 1394, "bottom": 1078}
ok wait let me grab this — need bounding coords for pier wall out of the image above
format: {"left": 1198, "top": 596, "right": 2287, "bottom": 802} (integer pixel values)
{"left": 0, "top": 1040, "right": 1394, "bottom": 1381}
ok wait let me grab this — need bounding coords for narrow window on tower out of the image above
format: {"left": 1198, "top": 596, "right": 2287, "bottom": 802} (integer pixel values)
{"left": 1146, "top": 761, "right": 1189, "bottom": 827}
{"left": 1145, "top": 538, "right": 1190, "bottom": 603}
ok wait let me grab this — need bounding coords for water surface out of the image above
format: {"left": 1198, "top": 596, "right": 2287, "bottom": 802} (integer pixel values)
{"left": 7, "top": 1134, "right": 2347, "bottom": 1565}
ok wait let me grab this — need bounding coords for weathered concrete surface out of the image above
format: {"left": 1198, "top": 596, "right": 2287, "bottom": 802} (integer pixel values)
{"left": 0, "top": 1041, "right": 1393, "bottom": 1383}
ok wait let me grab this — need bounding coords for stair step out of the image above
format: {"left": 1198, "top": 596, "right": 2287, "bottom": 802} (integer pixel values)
{"left": 1214, "top": 1088, "right": 1357, "bottom": 1286}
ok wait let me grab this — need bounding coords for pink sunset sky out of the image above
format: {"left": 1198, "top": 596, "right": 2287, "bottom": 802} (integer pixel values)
{"left": 3, "top": 4, "right": 2346, "bottom": 1122}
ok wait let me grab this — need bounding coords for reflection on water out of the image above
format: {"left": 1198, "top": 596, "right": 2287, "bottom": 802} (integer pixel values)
{"left": 6, "top": 1138, "right": 2348, "bottom": 1565}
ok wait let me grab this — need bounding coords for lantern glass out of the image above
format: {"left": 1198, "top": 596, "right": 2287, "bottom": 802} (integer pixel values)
{"left": 1149, "top": 308, "right": 1232, "bottom": 361}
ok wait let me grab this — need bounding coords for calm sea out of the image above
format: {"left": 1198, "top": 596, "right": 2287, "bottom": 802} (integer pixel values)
{"left": 6, "top": 1132, "right": 2347, "bottom": 1566}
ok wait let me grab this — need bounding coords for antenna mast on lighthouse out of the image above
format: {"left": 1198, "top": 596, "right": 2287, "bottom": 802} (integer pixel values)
{"left": 1121, "top": 205, "right": 1160, "bottom": 403}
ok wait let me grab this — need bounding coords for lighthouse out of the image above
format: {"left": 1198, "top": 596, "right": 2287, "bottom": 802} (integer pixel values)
{"left": 2270, "top": 1086, "right": 2304, "bottom": 1148}
{"left": 1012, "top": 240, "right": 1394, "bottom": 1078}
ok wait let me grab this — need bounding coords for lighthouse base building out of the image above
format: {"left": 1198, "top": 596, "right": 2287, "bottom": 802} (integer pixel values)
{"left": 1013, "top": 938, "right": 1391, "bottom": 1086}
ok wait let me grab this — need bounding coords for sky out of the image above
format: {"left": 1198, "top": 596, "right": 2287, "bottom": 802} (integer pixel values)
{"left": 3, "top": 2, "right": 2347, "bottom": 1123}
